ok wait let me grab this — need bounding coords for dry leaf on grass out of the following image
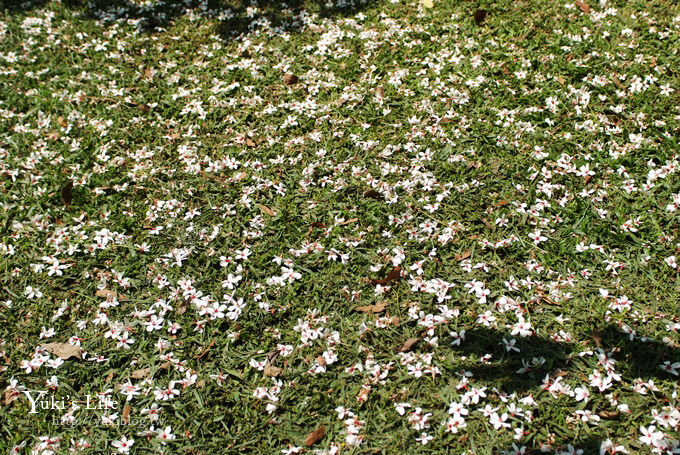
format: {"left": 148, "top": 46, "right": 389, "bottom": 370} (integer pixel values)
{"left": 363, "top": 189, "right": 382, "bottom": 200}
{"left": 338, "top": 217, "right": 358, "bottom": 226}
{"left": 194, "top": 339, "right": 215, "bottom": 360}
{"left": 245, "top": 138, "right": 256, "bottom": 147}
{"left": 283, "top": 73, "right": 299, "bottom": 85}
{"left": 61, "top": 181, "right": 73, "bottom": 207}
{"left": 575, "top": 0, "right": 590, "bottom": 14}
{"left": 307, "top": 221, "right": 326, "bottom": 236}
{"left": 473, "top": 9, "right": 488, "bottom": 24}
{"left": 130, "top": 367, "right": 151, "bottom": 379}
{"left": 598, "top": 410, "right": 619, "bottom": 419}
{"left": 122, "top": 403, "right": 131, "bottom": 424}
{"left": 263, "top": 364, "right": 283, "bottom": 377}
{"left": 612, "top": 75, "right": 624, "bottom": 89}
{"left": 96, "top": 289, "right": 125, "bottom": 300}
{"left": 257, "top": 203, "right": 276, "bottom": 217}
{"left": 267, "top": 350, "right": 280, "bottom": 363}
{"left": 42, "top": 343, "right": 82, "bottom": 360}
{"left": 305, "top": 426, "right": 326, "bottom": 446}
{"left": 455, "top": 250, "right": 471, "bottom": 261}
{"left": 355, "top": 301, "right": 387, "bottom": 314}
{"left": 398, "top": 338, "right": 419, "bottom": 353}
{"left": 592, "top": 327, "right": 602, "bottom": 348}
{"left": 371, "top": 266, "right": 401, "bottom": 285}
{"left": 2, "top": 390, "right": 17, "bottom": 405}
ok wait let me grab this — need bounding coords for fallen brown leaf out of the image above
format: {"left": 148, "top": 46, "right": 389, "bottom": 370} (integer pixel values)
{"left": 473, "top": 9, "right": 488, "bottom": 25}
{"left": 96, "top": 289, "right": 122, "bottom": 300}
{"left": 263, "top": 364, "right": 283, "bottom": 377}
{"left": 307, "top": 221, "right": 327, "bottom": 236}
{"left": 283, "top": 73, "right": 299, "bottom": 85}
{"left": 455, "top": 250, "right": 471, "bottom": 261}
{"left": 598, "top": 410, "right": 619, "bottom": 419}
{"left": 130, "top": 367, "right": 150, "bottom": 379}
{"left": 267, "top": 350, "right": 280, "bottom": 364}
{"left": 104, "top": 371, "right": 114, "bottom": 383}
{"left": 42, "top": 342, "right": 82, "bottom": 360}
{"left": 2, "top": 390, "right": 16, "bottom": 405}
{"left": 305, "top": 426, "right": 325, "bottom": 446}
{"left": 355, "top": 301, "right": 387, "bottom": 314}
{"left": 61, "top": 181, "right": 73, "bottom": 207}
{"left": 575, "top": 0, "right": 590, "bottom": 14}
{"left": 338, "top": 217, "right": 358, "bottom": 226}
{"left": 257, "top": 203, "right": 276, "bottom": 217}
{"left": 194, "top": 339, "right": 215, "bottom": 360}
{"left": 371, "top": 266, "right": 401, "bottom": 285}
{"left": 363, "top": 189, "right": 382, "bottom": 200}
{"left": 592, "top": 327, "right": 602, "bottom": 348}
{"left": 122, "top": 403, "right": 131, "bottom": 424}
{"left": 245, "top": 138, "right": 256, "bottom": 147}
{"left": 398, "top": 337, "right": 419, "bottom": 353}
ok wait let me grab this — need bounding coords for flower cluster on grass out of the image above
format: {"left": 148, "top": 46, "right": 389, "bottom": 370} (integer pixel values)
{"left": 1, "top": 0, "right": 680, "bottom": 454}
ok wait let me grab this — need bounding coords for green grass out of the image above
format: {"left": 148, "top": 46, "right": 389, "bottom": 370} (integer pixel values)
{"left": 1, "top": 0, "right": 680, "bottom": 454}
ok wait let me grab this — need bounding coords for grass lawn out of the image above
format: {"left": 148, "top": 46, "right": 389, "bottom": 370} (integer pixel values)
{"left": 1, "top": 0, "right": 680, "bottom": 453}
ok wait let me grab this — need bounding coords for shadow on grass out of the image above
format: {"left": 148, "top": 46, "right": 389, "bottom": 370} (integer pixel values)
{"left": 1, "top": 0, "right": 382, "bottom": 39}
{"left": 449, "top": 325, "right": 678, "bottom": 453}
{"left": 450, "top": 324, "right": 679, "bottom": 395}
